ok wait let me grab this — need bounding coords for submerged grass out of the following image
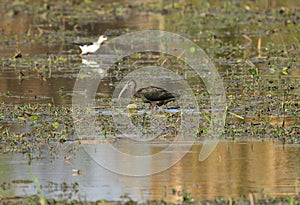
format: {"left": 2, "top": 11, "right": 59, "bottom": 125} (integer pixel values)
{"left": 0, "top": 100, "right": 298, "bottom": 158}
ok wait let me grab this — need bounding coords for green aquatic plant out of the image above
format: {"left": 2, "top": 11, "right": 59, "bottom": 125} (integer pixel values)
{"left": 26, "top": 166, "right": 47, "bottom": 205}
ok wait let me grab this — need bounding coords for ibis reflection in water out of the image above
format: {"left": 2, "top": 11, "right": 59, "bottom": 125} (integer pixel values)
{"left": 117, "top": 80, "right": 180, "bottom": 107}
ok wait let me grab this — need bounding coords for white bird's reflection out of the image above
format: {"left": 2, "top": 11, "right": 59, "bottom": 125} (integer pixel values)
{"left": 81, "top": 58, "right": 106, "bottom": 77}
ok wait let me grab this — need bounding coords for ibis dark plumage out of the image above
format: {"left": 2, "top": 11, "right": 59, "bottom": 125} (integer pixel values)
{"left": 72, "top": 35, "right": 107, "bottom": 56}
{"left": 118, "top": 80, "right": 180, "bottom": 107}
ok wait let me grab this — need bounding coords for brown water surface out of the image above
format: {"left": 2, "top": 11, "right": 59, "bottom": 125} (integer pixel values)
{"left": 0, "top": 141, "right": 299, "bottom": 201}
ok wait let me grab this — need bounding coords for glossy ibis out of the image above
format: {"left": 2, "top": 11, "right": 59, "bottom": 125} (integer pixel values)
{"left": 118, "top": 80, "right": 180, "bottom": 107}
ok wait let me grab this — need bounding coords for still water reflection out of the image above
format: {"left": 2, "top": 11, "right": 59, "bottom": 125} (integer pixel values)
{"left": 0, "top": 141, "right": 299, "bottom": 201}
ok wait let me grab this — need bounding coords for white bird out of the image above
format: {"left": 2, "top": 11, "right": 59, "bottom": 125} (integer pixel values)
{"left": 72, "top": 35, "right": 107, "bottom": 56}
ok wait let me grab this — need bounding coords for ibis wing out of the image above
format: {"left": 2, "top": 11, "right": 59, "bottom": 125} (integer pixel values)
{"left": 135, "top": 86, "right": 179, "bottom": 102}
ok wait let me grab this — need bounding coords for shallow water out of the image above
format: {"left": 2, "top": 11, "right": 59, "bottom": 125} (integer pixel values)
{"left": 0, "top": 141, "right": 299, "bottom": 202}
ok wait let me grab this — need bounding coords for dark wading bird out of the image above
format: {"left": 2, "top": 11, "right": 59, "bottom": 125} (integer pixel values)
{"left": 118, "top": 80, "right": 180, "bottom": 107}
{"left": 72, "top": 35, "right": 107, "bottom": 56}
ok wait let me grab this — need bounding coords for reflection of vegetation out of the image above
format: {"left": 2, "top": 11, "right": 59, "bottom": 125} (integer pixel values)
{"left": 0, "top": 180, "right": 15, "bottom": 201}
{"left": 0, "top": 180, "right": 80, "bottom": 205}
{"left": 1, "top": 187, "right": 299, "bottom": 204}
